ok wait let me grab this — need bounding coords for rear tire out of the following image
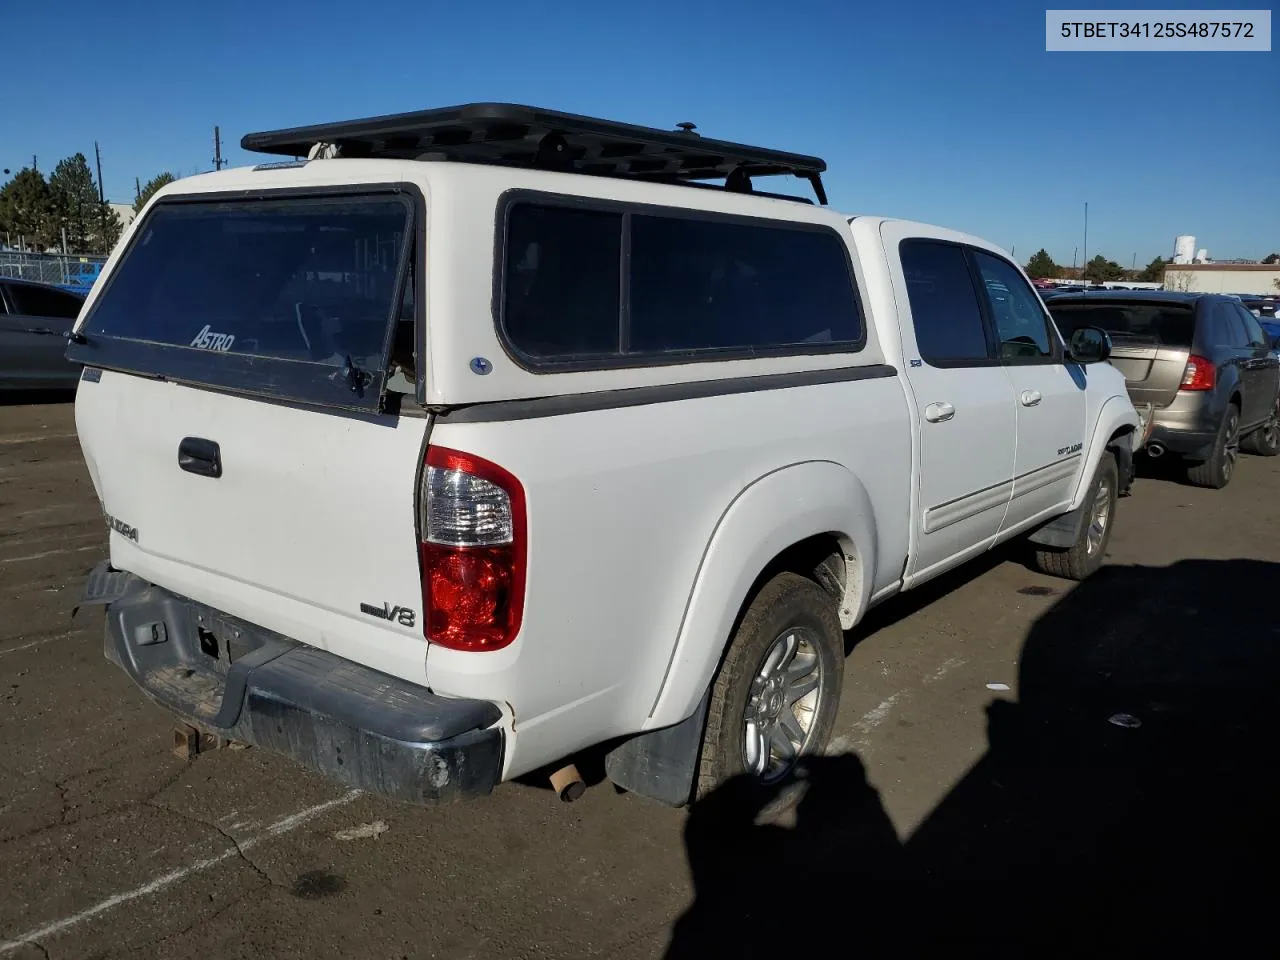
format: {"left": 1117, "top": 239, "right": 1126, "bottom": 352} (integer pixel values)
{"left": 1187, "top": 404, "right": 1241, "bottom": 488}
{"left": 1033, "top": 452, "right": 1117, "bottom": 581}
{"left": 695, "top": 573, "right": 843, "bottom": 813}
{"left": 1241, "top": 396, "right": 1280, "bottom": 457}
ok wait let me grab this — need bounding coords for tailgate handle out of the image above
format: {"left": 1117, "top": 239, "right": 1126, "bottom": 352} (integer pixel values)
{"left": 178, "top": 437, "right": 222, "bottom": 478}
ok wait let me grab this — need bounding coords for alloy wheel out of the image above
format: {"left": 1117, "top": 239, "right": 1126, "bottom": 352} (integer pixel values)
{"left": 742, "top": 627, "right": 823, "bottom": 782}
{"left": 1085, "top": 478, "right": 1112, "bottom": 556}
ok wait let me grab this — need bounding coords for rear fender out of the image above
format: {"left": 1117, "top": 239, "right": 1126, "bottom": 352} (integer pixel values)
{"left": 645, "top": 460, "right": 877, "bottom": 730}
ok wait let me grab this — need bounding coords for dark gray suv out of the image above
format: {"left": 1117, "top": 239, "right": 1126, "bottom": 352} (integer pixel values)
{"left": 1049, "top": 291, "right": 1280, "bottom": 489}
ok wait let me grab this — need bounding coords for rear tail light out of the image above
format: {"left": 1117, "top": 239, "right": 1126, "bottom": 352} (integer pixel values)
{"left": 419, "top": 446, "right": 526, "bottom": 651}
{"left": 1180, "top": 355, "right": 1215, "bottom": 392}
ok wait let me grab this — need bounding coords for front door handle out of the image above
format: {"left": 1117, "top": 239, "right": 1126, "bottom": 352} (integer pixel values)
{"left": 178, "top": 437, "right": 222, "bottom": 478}
{"left": 1020, "top": 390, "right": 1043, "bottom": 407}
{"left": 924, "top": 401, "right": 955, "bottom": 423}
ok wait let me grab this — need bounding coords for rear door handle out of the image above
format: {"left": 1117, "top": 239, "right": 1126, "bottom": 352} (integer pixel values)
{"left": 924, "top": 402, "right": 955, "bottom": 423}
{"left": 1020, "top": 390, "right": 1042, "bottom": 406}
{"left": 178, "top": 437, "right": 222, "bottom": 478}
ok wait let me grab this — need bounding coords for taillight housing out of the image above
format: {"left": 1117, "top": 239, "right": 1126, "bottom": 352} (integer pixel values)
{"left": 1180, "top": 355, "right": 1216, "bottom": 392}
{"left": 419, "top": 446, "right": 526, "bottom": 652}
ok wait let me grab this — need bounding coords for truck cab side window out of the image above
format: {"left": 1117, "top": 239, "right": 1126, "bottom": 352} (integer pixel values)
{"left": 899, "top": 240, "right": 991, "bottom": 366}
{"left": 972, "top": 251, "right": 1055, "bottom": 362}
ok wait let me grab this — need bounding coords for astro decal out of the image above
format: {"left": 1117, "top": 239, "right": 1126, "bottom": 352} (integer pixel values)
{"left": 360, "top": 601, "right": 417, "bottom": 628}
{"left": 1057, "top": 442, "right": 1083, "bottom": 457}
{"left": 190, "top": 325, "right": 236, "bottom": 352}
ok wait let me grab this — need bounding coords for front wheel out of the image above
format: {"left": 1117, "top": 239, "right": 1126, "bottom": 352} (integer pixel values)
{"left": 695, "top": 573, "right": 844, "bottom": 811}
{"left": 1033, "top": 452, "right": 1118, "bottom": 581}
{"left": 1241, "top": 396, "right": 1280, "bottom": 457}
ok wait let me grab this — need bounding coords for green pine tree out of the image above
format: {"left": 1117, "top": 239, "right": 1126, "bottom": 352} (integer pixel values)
{"left": 0, "top": 168, "right": 57, "bottom": 250}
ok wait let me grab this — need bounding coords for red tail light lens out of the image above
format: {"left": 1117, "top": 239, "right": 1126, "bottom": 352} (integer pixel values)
{"left": 419, "top": 446, "right": 526, "bottom": 652}
{"left": 1180, "top": 355, "right": 1216, "bottom": 391}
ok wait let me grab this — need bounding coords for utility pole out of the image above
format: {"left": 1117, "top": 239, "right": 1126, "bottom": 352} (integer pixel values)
{"left": 32, "top": 154, "right": 37, "bottom": 172}
{"left": 213, "top": 126, "right": 225, "bottom": 171}
{"left": 1073, "top": 246, "right": 1078, "bottom": 272}
{"left": 1082, "top": 201, "right": 1089, "bottom": 283}
{"left": 94, "top": 142, "right": 105, "bottom": 202}
{"left": 135, "top": 177, "right": 141, "bottom": 203}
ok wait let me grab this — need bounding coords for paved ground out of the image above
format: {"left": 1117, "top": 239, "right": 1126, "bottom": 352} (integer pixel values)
{"left": 3, "top": 395, "right": 1278, "bottom": 958}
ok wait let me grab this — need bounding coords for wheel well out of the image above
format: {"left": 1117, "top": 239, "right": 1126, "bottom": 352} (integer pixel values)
{"left": 746, "top": 533, "right": 853, "bottom": 623}
{"left": 1230, "top": 393, "right": 1242, "bottom": 411}
{"left": 1108, "top": 424, "right": 1134, "bottom": 444}
{"left": 1106, "top": 424, "right": 1136, "bottom": 496}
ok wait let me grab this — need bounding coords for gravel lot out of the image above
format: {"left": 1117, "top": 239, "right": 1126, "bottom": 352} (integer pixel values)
{"left": 3, "top": 395, "right": 1278, "bottom": 958}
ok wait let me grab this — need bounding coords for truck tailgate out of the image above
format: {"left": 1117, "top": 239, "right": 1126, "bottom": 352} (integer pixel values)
{"left": 76, "top": 371, "right": 432, "bottom": 684}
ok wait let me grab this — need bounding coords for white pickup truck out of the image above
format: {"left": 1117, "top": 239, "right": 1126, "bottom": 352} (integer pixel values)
{"left": 70, "top": 104, "right": 1141, "bottom": 809}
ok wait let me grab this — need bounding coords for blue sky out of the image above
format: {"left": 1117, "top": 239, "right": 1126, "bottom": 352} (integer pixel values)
{"left": 2, "top": 0, "right": 1274, "bottom": 265}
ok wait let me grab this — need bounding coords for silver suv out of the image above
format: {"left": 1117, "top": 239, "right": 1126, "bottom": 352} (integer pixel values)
{"left": 1049, "top": 291, "right": 1280, "bottom": 489}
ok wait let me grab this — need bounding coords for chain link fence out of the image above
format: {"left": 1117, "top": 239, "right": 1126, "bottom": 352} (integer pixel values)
{"left": 0, "top": 251, "right": 105, "bottom": 289}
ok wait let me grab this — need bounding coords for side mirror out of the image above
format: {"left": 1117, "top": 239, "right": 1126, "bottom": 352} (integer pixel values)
{"left": 1069, "top": 326, "right": 1112, "bottom": 364}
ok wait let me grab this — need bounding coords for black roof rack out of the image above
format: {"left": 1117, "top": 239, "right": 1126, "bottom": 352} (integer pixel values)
{"left": 240, "top": 103, "right": 828, "bottom": 205}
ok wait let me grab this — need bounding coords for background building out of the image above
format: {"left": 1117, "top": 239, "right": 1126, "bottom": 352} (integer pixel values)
{"left": 1163, "top": 264, "right": 1280, "bottom": 295}
{"left": 108, "top": 202, "right": 136, "bottom": 230}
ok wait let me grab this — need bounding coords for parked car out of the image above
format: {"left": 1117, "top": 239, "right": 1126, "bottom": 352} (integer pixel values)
{"left": 59, "top": 259, "right": 104, "bottom": 296}
{"left": 1048, "top": 291, "right": 1280, "bottom": 488}
{"left": 70, "top": 103, "right": 1141, "bottom": 812}
{"left": 1241, "top": 296, "right": 1278, "bottom": 320}
{"left": 0, "top": 278, "right": 85, "bottom": 389}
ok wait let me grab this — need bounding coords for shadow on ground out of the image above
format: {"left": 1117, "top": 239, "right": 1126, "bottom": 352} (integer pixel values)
{"left": 666, "top": 559, "right": 1280, "bottom": 958}
{"left": 0, "top": 388, "right": 77, "bottom": 407}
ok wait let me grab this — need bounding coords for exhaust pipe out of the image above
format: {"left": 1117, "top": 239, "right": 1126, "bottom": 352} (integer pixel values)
{"left": 549, "top": 762, "right": 586, "bottom": 802}
{"left": 1146, "top": 441, "right": 1165, "bottom": 458}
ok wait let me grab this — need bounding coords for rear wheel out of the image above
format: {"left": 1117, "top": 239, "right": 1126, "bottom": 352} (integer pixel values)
{"left": 695, "top": 573, "right": 843, "bottom": 812}
{"left": 1187, "top": 404, "right": 1241, "bottom": 488}
{"left": 1033, "top": 452, "right": 1117, "bottom": 581}
{"left": 1241, "top": 396, "right": 1280, "bottom": 457}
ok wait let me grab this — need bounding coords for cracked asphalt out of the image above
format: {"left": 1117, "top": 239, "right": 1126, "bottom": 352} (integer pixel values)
{"left": 3, "top": 395, "right": 1279, "bottom": 958}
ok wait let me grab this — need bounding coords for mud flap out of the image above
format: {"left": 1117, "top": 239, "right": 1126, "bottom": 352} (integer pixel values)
{"left": 72, "top": 560, "right": 143, "bottom": 618}
{"left": 604, "top": 689, "right": 711, "bottom": 807}
{"left": 1028, "top": 441, "right": 1131, "bottom": 549}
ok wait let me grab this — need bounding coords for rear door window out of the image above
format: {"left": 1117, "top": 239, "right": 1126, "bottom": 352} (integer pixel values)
{"left": 77, "top": 192, "right": 413, "bottom": 410}
{"left": 1211, "top": 301, "right": 1250, "bottom": 348}
{"left": 1236, "top": 304, "right": 1270, "bottom": 348}
{"left": 899, "top": 240, "right": 992, "bottom": 366}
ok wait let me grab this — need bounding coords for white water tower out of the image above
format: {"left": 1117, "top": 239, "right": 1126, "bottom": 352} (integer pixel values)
{"left": 1174, "top": 235, "right": 1196, "bottom": 265}
{"left": 1196, "top": 248, "right": 1209, "bottom": 263}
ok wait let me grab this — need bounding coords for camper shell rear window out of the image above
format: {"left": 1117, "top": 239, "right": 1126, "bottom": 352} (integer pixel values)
{"left": 72, "top": 188, "right": 417, "bottom": 411}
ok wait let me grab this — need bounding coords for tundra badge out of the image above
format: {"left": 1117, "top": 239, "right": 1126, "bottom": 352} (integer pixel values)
{"left": 105, "top": 512, "right": 139, "bottom": 542}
